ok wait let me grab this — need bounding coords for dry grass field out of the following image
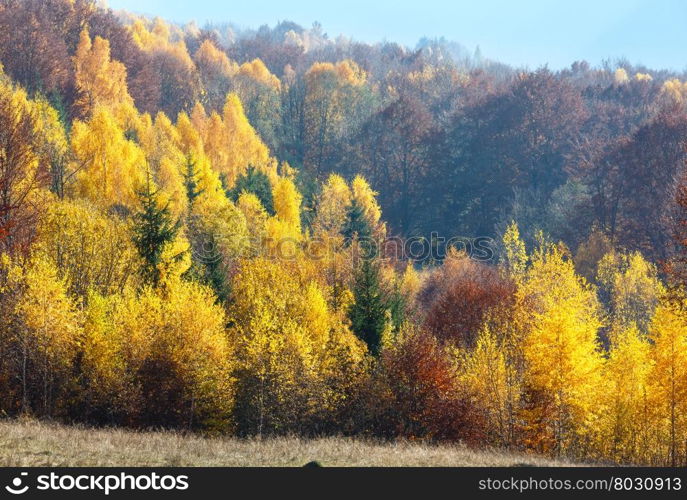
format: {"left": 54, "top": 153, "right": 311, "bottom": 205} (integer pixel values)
{"left": 0, "top": 418, "right": 584, "bottom": 467}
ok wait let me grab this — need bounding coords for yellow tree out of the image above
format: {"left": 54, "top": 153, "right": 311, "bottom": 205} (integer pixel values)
{"left": 237, "top": 192, "right": 268, "bottom": 256}
{"left": 175, "top": 106, "right": 251, "bottom": 297}
{"left": 70, "top": 107, "right": 147, "bottom": 209}
{"left": 597, "top": 251, "right": 664, "bottom": 335}
{"left": 180, "top": 134, "right": 250, "bottom": 299}
{"left": 237, "top": 59, "right": 281, "bottom": 91}
{"left": 187, "top": 191, "right": 249, "bottom": 301}
{"left": 233, "top": 59, "right": 282, "bottom": 149}
{"left": 73, "top": 28, "right": 133, "bottom": 114}
{"left": 190, "top": 101, "right": 209, "bottom": 137}
{"left": 139, "top": 112, "right": 187, "bottom": 217}
{"left": 78, "top": 289, "right": 124, "bottom": 415}
{"left": 193, "top": 39, "right": 238, "bottom": 111}
{"left": 80, "top": 278, "right": 234, "bottom": 430}
{"left": 649, "top": 299, "right": 687, "bottom": 465}
{"left": 0, "top": 74, "right": 48, "bottom": 253}
{"left": 351, "top": 175, "right": 385, "bottom": 238}
{"left": 144, "top": 277, "right": 234, "bottom": 430}
{"left": 175, "top": 110, "right": 230, "bottom": 210}
{"left": 266, "top": 176, "right": 302, "bottom": 255}
{"left": 462, "top": 325, "right": 518, "bottom": 446}
{"left": 598, "top": 325, "right": 655, "bottom": 464}
{"left": 31, "top": 95, "right": 69, "bottom": 199}
{"left": 227, "top": 257, "right": 366, "bottom": 434}
{"left": 0, "top": 255, "right": 79, "bottom": 416}
{"left": 35, "top": 197, "right": 140, "bottom": 297}
{"left": 111, "top": 97, "right": 148, "bottom": 142}
{"left": 201, "top": 110, "right": 228, "bottom": 176}
{"left": 222, "top": 94, "right": 274, "bottom": 185}
{"left": 304, "top": 60, "right": 367, "bottom": 176}
{"left": 197, "top": 96, "right": 275, "bottom": 188}
{"left": 502, "top": 221, "right": 528, "bottom": 279}
{"left": 660, "top": 78, "right": 687, "bottom": 104}
{"left": 517, "top": 236, "right": 604, "bottom": 456}
{"left": 312, "top": 173, "right": 351, "bottom": 235}
{"left": 176, "top": 111, "right": 205, "bottom": 157}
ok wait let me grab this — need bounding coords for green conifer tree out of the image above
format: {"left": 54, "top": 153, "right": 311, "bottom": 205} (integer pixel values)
{"left": 349, "top": 257, "right": 388, "bottom": 356}
{"left": 132, "top": 171, "right": 181, "bottom": 288}
{"left": 183, "top": 156, "right": 204, "bottom": 205}
{"left": 228, "top": 166, "right": 274, "bottom": 215}
{"left": 341, "top": 198, "right": 372, "bottom": 244}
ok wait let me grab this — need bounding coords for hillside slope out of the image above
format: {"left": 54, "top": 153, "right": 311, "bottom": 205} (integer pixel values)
{"left": 0, "top": 419, "right": 582, "bottom": 467}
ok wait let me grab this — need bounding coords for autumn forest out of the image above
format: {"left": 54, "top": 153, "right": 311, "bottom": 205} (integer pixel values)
{"left": 1, "top": 0, "right": 687, "bottom": 467}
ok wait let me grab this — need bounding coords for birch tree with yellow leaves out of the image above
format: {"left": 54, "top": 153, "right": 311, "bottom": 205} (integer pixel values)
{"left": 73, "top": 28, "right": 133, "bottom": 114}
{"left": 515, "top": 232, "right": 604, "bottom": 456}
{"left": 70, "top": 107, "right": 147, "bottom": 209}
{"left": 228, "top": 257, "right": 366, "bottom": 435}
{"left": 0, "top": 255, "right": 79, "bottom": 416}
{"left": 196, "top": 95, "right": 275, "bottom": 188}
{"left": 597, "top": 325, "right": 656, "bottom": 464}
{"left": 35, "top": 197, "right": 140, "bottom": 297}
{"left": 79, "top": 278, "right": 234, "bottom": 430}
{"left": 311, "top": 173, "right": 351, "bottom": 236}
{"left": 461, "top": 326, "right": 517, "bottom": 446}
{"left": 193, "top": 39, "right": 238, "bottom": 111}
{"left": 304, "top": 60, "right": 369, "bottom": 176}
{"left": 649, "top": 299, "right": 687, "bottom": 465}
{"left": 596, "top": 251, "right": 664, "bottom": 335}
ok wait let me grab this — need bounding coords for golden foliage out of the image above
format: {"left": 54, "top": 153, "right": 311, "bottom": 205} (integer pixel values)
{"left": 462, "top": 326, "right": 519, "bottom": 446}
{"left": 597, "top": 251, "right": 664, "bottom": 334}
{"left": 238, "top": 59, "right": 281, "bottom": 91}
{"left": 0, "top": 254, "right": 79, "bottom": 415}
{"left": 198, "top": 95, "right": 275, "bottom": 187}
{"left": 70, "top": 106, "right": 147, "bottom": 209}
{"left": 598, "top": 325, "right": 655, "bottom": 464}
{"left": 265, "top": 177, "right": 303, "bottom": 254}
{"left": 312, "top": 174, "right": 351, "bottom": 235}
{"left": 35, "top": 197, "right": 140, "bottom": 297}
{"left": 517, "top": 236, "right": 604, "bottom": 455}
{"left": 81, "top": 278, "right": 234, "bottom": 430}
{"left": 74, "top": 28, "right": 133, "bottom": 113}
{"left": 227, "top": 257, "right": 366, "bottom": 433}
{"left": 661, "top": 78, "right": 687, "bottom": 103}
{"left": 648, "top": 299, "right": 687, "bottom": 465}
{"left": 502, "top": 222, "right": 527, "bottom": 278}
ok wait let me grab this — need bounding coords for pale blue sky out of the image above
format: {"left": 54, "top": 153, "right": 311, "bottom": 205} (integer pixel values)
{"left": 106, "top": 0, "right": 687, "bottom": 71}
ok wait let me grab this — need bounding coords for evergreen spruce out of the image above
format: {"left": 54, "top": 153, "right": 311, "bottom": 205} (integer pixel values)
{"left": 132, "top": 171, "right": 181, "bottom": 288}
{"left": 349, "top": 257, "right": 388, "bottom": 356}
{"left": 183, "top": 158, "right": 229, "bottom": 302}
{"left": 228, "top": 166, "right": 274, "bottom": 215}
{"left": 200, "top": 234, "right": 230, "bottom": 303}
{"left": 344, "top": 197, "right": 389, "bottom": 354}
{"left": 341, "top": 198, "right": 372, "bottom": 244}
{"left": 183, "top": 156, "right": 204, "bottom": 205}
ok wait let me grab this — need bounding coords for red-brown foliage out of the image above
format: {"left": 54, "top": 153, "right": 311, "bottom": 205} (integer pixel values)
{"left": 611, "top": 110, "right": 687, "bottom": 258}
{"left": 364, "top": 329, "right": 484, "bottom": 443}
{"left": 0, "top": 89, "right": 48, "bottom": 255}
{"left": 421, "top": 255, "right": 515, "bottom": 347}
{"left": 665, "top": 164, "right": 687, "bottom": 298}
